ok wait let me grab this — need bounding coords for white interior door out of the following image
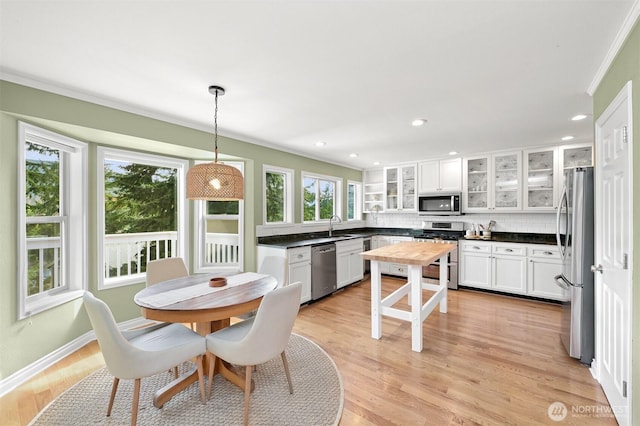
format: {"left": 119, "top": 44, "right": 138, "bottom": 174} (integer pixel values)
{"left": 594, "top": 81, "right": 632, "bottom": 425}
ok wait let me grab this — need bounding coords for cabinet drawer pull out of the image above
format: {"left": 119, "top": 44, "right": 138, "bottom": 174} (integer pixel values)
{"left": 543, "top": 251, "right": 553, "bottom": 255}
{"left": 297, "top": 254, "right": 303, "bottom": 259}
{"left": 505, "top": 248, "right": 513, "bottom": 252}
{"left": 473, "top": 246, "right": 481, "bottom": 250}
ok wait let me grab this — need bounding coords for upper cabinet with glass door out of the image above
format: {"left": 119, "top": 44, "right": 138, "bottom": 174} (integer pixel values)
{"left": 463, "top": 152, "right": 522, "bottom": 212}
{"left": 523, "top": 147, "right": 558, "bottom": 211}
{"left": 464, "top": 156, "right": 489, "bottom": 210}
{"left": 492, "top": 152, "right": 521, "bottom": 211}
{"left": 384, "top": 164, "right": 416, "bottom": 211}
{"left": 560, "top": 143, "right": 593, "bottom": 170}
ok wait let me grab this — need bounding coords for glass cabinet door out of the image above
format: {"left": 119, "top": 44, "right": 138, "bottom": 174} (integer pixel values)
{"left": 401, "top": 165, "right": 416, "bottom": 210}
{"left": 562, "top": 145, "right": 593, "bottom": 169}
{"left": 492, "top": 152, "right": 520, "bottom": 209}
{"left": 466, "top": 157, "right": 489, "bottom": 209}
{"left": 524, "top": 148, "right": 556, "bottom": 209}
{"left": 384, "top": 165, "right": 416, "bottom": 211}
{"left": 385, "top": 167, "right": 398, "bottom": 210}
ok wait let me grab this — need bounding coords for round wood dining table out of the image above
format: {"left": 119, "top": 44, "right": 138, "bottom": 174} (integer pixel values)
{"left": 134, "top": 272, "right": 277, "bottom": 408}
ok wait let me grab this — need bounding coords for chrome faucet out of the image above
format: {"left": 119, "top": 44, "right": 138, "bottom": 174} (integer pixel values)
{"left": 328, "top": 215, "right": 342, "bottom": 237}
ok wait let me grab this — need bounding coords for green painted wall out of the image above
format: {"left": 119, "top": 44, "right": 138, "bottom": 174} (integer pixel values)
{"left": 0, "top": 80, "right": 361, "bottom": 379}
{"left": 592, "top": 20, "right": 639, "bottom": 423}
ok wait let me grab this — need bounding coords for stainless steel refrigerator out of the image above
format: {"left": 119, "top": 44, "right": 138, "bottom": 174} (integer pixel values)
{"left": 555, "top": 167, "right": 595, "bottom": 364}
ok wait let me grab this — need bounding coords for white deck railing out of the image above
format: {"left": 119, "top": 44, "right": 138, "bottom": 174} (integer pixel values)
{"left": 28, "top": 231, "right": 241, "bottom": 285}
{"left": 205, "top": 233, "right": 240, "bottom": 266}
{"left": 26, "top": 236, "right": 61, "bottom": 295}
{"left": 104, "top": 231, "right": 179, "bottom": 278}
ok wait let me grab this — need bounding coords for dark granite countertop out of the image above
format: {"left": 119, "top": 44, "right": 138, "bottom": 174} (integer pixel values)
{"left": 256, "top": 227, "right": 419, "bottom": 248}
{"left": 459, "top": 232, "right": 557, "bottom": 245}
{"left": 258, "top": 228, "right": 557, "bottom": 248}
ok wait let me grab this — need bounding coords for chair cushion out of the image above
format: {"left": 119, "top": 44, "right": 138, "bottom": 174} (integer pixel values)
{"left": 123, "top": 323, "right": 206, "bottom": 378}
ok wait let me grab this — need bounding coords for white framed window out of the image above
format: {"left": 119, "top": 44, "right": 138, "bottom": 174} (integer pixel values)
{"left": 18, "top": 122, "right": 88, "bottom": 319}
{"left": 302, "top": 171, "right": 343, "bottom": 222}
{"left": 193, "top": 161, "right": 244, "bottom": 274}
{"left": 263, "top": 165, "right": 293, "bottom": 225}
{"left": 97, "top": 147, "right": 188, "bottom": 289}
{"left": 347, "top": 180, "right": 362, "bottom": 221}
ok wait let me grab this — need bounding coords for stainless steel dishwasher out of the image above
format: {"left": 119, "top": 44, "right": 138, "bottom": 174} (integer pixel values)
{"left": 311, "top": 243, "right": 337, "bottom": 300}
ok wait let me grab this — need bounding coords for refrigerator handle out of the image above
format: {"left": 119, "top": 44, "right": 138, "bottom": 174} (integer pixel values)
{"left": 555, "top": 273, "right": 582, "bottom": 289}
{"left": 556, "top": 185, "right": 567, "bottom": 258}
{"left": 554, "top": 274, "right": 570, "bottom": 290}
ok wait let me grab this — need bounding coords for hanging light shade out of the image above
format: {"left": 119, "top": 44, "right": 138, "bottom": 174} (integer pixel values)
{"left": 186, "top": 85, "right": 244, "bottom": 200}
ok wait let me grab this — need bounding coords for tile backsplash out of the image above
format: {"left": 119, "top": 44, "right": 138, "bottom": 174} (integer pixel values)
{"left": 256, "top": 213, "right": 557, "bottom": 237}
{"left": 366, "top": 212, "right": 557, "bottom": 234}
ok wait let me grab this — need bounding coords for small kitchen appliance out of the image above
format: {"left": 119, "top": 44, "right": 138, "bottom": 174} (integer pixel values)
{"left": 418, "top": 192, "right": 462, "bottom": 216}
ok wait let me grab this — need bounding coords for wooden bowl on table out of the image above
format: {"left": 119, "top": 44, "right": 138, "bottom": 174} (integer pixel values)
{"left": 209, "top": 277, "right": 227, "bottom": 287}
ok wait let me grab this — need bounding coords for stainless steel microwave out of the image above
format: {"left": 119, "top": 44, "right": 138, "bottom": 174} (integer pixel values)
{"left": 418, "top": 193, "right": 462, "bottom": 215}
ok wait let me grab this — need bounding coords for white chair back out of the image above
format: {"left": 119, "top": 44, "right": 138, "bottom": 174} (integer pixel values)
{"left": 146, "top": 257, "right": 188, "bottom": 286}
{"left": 239, "top": 282, "right": 301, "bottom": 364}
{"left": 258, "top": 256, "right": 287, "bottom": 287}
{"left": 82, "top": 292, "right": 140, "bottom": 378}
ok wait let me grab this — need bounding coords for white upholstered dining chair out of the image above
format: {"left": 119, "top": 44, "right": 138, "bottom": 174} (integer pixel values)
{"left": 83, "top": 292, "right": 207, "bottom": 426}
{"left": 146, "top": 256, "right": 194, "bottom": 333}
{"left": 206, "top": 281, "right": 302, "bottom": 426}
{"left": 258, "top": 255, "right": 287, "bottom": 288}
{"left": 237, "top": 256, "right": 289, "bottom": 321}
{"left": 146, "top": 257, "right": 189, "bottom": 285}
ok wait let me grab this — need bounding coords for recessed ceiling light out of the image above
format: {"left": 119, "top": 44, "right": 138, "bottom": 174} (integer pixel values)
{"left": 412, "top": 119, "right": 427, "bottom": 127}
{"left": 561, "top": 135, "right": 575, "bottom": 141}
{"left": 449, "top": 151, "right": 458, "bottom": 156}
{"left": 373, "top": 161, "right": 380, "bottom": 166}
{"left": 315, "top": 141, "right": 326, "bottom": 147}
{"left": 571, "top": 114, "right": 588, "bottom": 121}
{"left": 349, "top": 153, "right": 358, "bottom": 158}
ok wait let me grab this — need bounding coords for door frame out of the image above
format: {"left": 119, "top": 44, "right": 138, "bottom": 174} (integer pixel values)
{"left": 593, "top": 80, "right": 633, "bottom": 423}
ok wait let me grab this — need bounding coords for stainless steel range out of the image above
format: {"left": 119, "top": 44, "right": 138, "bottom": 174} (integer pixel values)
{"left": 414, "top": 221, "right": 464, "bottom": 289}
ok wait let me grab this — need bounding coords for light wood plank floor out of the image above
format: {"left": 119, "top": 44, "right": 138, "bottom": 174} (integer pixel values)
{"left": 1, "top": 276, "right": 614, "bottom": 425}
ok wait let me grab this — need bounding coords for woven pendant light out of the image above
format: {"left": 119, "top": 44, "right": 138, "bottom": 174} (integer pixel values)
{"left": 186, "top": 86, "right": 244, "bottom": 200}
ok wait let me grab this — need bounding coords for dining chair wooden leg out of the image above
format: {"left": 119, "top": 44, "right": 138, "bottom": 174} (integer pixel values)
{"left": 131, "top": 378, "right": 141, "bottom": 426}
{"left": 195, "top": 355, "right": 206, "bottom": 403}
{"left": 206, "top": 352, "right": 217, "bottom": 399}
{"left": 107, "top": 377, "right": 119, "bottom": 416}
{"left": 280, "top": 351, "right": 294, "bottom": 394}
{"left": 244, "top": 365, "right": 252, "bottom": 426}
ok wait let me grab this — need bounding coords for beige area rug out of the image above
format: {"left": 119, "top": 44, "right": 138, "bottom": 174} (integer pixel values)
{"left": 30, "top": 334, "right": 343, "bottom": 426}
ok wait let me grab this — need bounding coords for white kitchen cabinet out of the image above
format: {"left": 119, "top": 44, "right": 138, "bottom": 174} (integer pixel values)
{"left": 287, "top": 246, "right": 312, "bottom": 303}
{"left": 371, "top": 235, "right": 412, "bottom": 277}
{"left": 523, "top": 147, "right": 558, "bottom": 211}
{"left": 459, "top": 241, "right": 492, "bottom": 289}
{"left": 336, "top": 238, "right": 364, "bottom": 289}
{"left": 459, "top": 241, "right": 567, "bottom": 301}
{"left": 491, "top": 244, "right": 527, "bottom": 294}
{"left": 371, "top": 236, "right": 389, "bottom": 274}
{"left": 559, "top": 143, "right": 593, "bottom": 170}
{"left": 418, "top": 157, "right": 462, "bottom": 193}
{"left": 384, "top": 164, "right": 417, "bottom": 211}
{"left": 527, "top": 245, "right": 567, "bottom": 301}
{"left": 363, "top": 168, "right": 384, "bottom": 213}
{"left": 257, "top": 245, "right": 311, "bottom": 304}
{"left": 463, "top": 151, "right": 522, "bottom": 213}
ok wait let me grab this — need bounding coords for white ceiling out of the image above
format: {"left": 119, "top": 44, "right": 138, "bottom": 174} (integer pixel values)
{"left": 0, "top": 1, "right": 636, "bottom": 169}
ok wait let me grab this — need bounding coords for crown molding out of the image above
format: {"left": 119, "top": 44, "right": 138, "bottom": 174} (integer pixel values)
{"left": 587, "top": 0, "right": 640, "bottom": 96}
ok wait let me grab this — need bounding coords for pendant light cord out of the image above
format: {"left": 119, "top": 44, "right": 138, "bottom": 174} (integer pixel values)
{"left": 214, "top": 88, "right": 219, "bottom": 163}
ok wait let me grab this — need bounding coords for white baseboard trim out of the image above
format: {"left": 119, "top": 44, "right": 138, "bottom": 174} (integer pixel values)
{"left": 0, "top": 316, "right": 155, "bottom": 398}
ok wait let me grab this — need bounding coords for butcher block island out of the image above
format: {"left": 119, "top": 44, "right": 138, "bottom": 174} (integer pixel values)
{"left": 361, "top": 241, "right": 456, "bottom": 352}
